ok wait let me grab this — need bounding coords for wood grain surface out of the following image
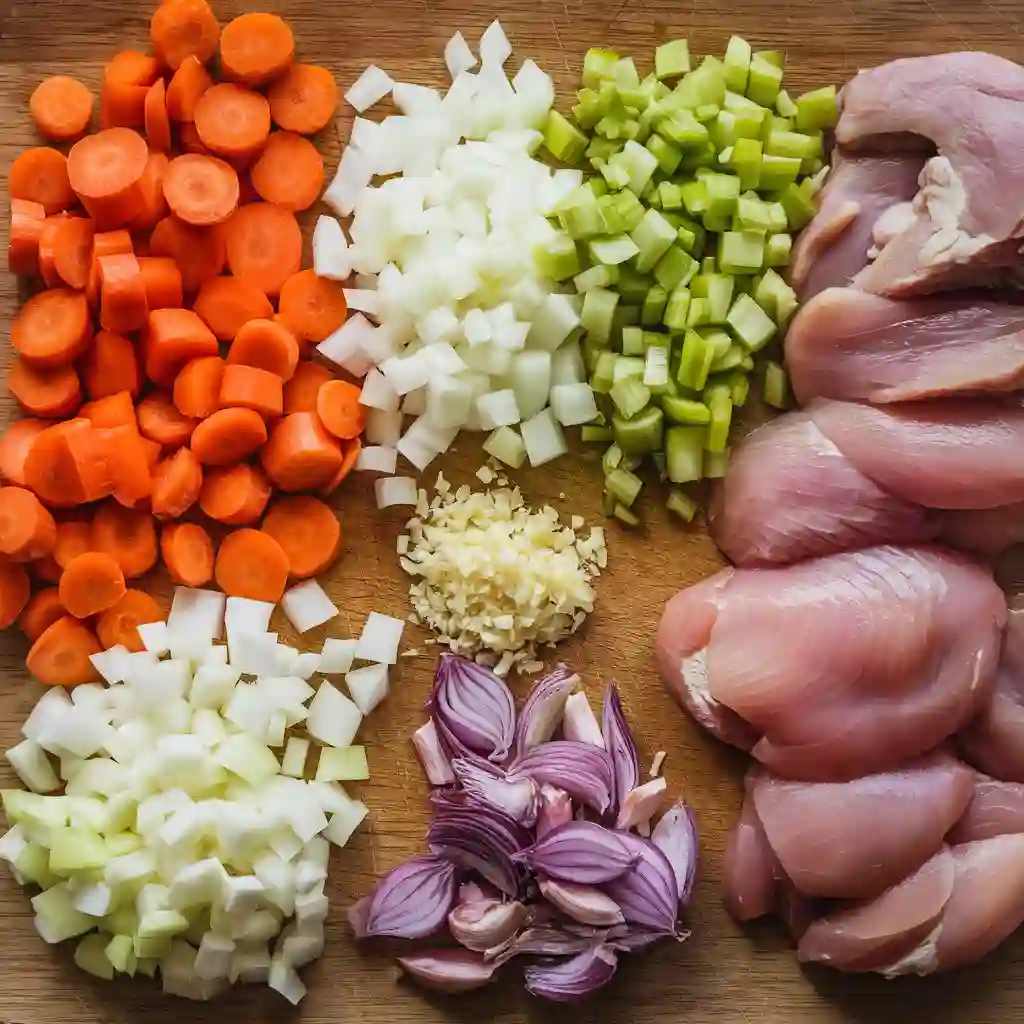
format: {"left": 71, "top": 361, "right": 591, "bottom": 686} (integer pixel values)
{"left": 0, "top": 0, "right": 1021, "bottom": 1020}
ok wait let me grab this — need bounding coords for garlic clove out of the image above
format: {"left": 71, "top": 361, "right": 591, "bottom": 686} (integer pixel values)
{"left": 397, "top": 948, "right": 498, "bottom": 994}
{"left": 539, "top": 876, "right": 625, "bottom": 927}
{"left": 615, "top": 776, "right": 668, "bottom": 831}
{"left": 449, "top": 898, "right": 528, "bottom": 952}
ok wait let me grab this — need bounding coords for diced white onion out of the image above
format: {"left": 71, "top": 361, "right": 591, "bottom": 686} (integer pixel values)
{"left": 343, "top": 288, "right": 380, "bottom": 316}
{"left": 312, "top": 216, "right": 350, "bottom": 281}
{"left": 136, "top": 621, "right": 170, "bottom": 657}
{"left": 444, "top": 31, "right": 477, "bottom": 78}
{"left": 375, "top": 477, "right": 419, "bottom": 509}
{"left": 281, "top": 582, "right": 338, "bottom": 635}
{"left": 167, "top": 588, "right": 226, "bottom": 642}
{"left": 345, "top": 665, "right": 390, "bottom": 715}
{"left": 521, "top": 407, "right": 568, "bottom": 465}
{"left": 365, "top": 408, "right": 403, "bottom": 447}
{"left": 549, "top": 382, "right": 599, "bottom": 426}
{"left": 479, "top": 20, "right": 512, "bottom": 67}
{"left": 355, "top": 612, "right": 405, "bottom": 665}
{"left": 476, "top": 389, "right": 521, "bottom": 429}
{"left": 344, "top": 64, "right": 395, "bottom": 113}
{"left": 319, "top": 638, "right": 357, "bottom": 675}
{"left": 355, "top": 445, "right": 398, "bottom": 474}
{"left": 306, "top": 683, "right": 362, "bottom": 749}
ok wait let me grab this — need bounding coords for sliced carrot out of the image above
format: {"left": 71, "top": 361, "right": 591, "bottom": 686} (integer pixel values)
{"left": 166, "top": 55, "right": 212, "bottom": 122}
{"left": 276, "top": 312, "right": 312, "bottom": 360}
{"left": 319, "top": 435, "right": 361, "bottom": 496}
{"left": 92, "top": 501, "right": 158, "bottom": 577}
{"left": 261, "top": 411, "right": 343, "bottom": 492}
{"left": 315, "top": 379, "right": 365, "bottom": 440}
{"left": 59, "top": 551, "right": 126, "bottom": 618}
{"left": 189, "top": 406, "right": 267, "bottom": 466}
{"left": 161, "top": 522, "right": 214, "bottom": 586}
{"left": 262, "top": 495, "right": 341, "bottom": 579}
{"left": 144, "top": 307, "right": 219, "bottom": 385}
{"left": 64, "top": 419, "right": 114, "bottom": 503}
{"left": 0, "top": 563, "right": 32, "bottom": 630}
{"left": 219, "top": 13, "right": 294, "bottom": 87}
{"left": 0, "top": 487, "right": 57, "bottom": 561}
{"left": 32, "top": 556, "right": 64, "bottom": 585}
{"left": 99, "top": 425, "right": 154, "bottom": 509}
{"left": 54, "top": 519, "right": 93, "bottom": 569}
{"left": 173, "top": 355, "right": 225, "bottom": 419}
{"left": 12, "top": 289, "right": 92, "bottom": 370}
{"left": 283, "top": 359, "right": 332, "bottom": 414}
{"left": 30, "top": 76, "right": 94, "bottom": 141}
{"left": 104, "top": 51, "right": 160, "bottom": 88}
{"left": 86, "top": 229, "right": 134, "bottom": 308}
{"left": 9, "top": 198, "right": 47, "bottom": 276}
{"left": 139, "top": 436, "right": 162, "bottom": 471}
{"left": 100, "top": 78, "right": 148, "bottom": 131}
{"left": 67, "top": 127, "right": 150, "bottom": 229}
{"left": 80, "top": 391, "right": 137, "bottom": 430}
{"left": 149, "top": 215, "right": 225, "bottom": 293}
{"left": 23, "top": 421, "right": 89, "bottom": 507}
{"left": 27, "top": 615, "right": 102, "bottom": 685}
{"left": 199, "top": 463, "right": 271, "bottom": 525}
{"left": 130, "top": 152, "right": 170, "bottom": 231}
{"left": 0, "top": 419, "right": 47, "bottom": 486}
{"left": 83, "top": 329, "right": 142, "bottom": 403}
{"left": 250, "top": 132, "right": 324, "bottom": 212}
{"left": 144, "top": 80, "right": 173, "bottom": 152}
{"left": 219, "top": 363, "right": 283, "bottom": 419}
{"left": 193, "top": 83, "right": 271, "bottom": 162}
{"left": 192, "top": 276, "right": 272, "bottom": 341}
{"left": 18, "top": 588, "right": 65, "bottom": 643}
{"left": 9, "top": 147, "right": 76, "bottom": 215}
{"left": 163, "top": 154, "right": 239, "bottom": 226}
{"left": 267, "top": 64, "right": 337, "bottom": 136}
{"left": 151, "top": 0, "right": 220, "bottom": 70}
{"left": 278, "top": 269, "right": 348, "bottom": 344}
{"left": 95, "top": 588, "right": 163, "bottom": 652}
{"left": 10, "top": 358, "right": 82, "bottom": 419}
{"left": 37, "top": 215, "right": 70, "bottom": 288}
{"left": 228, "top": 317, "right": 300, "bottom": 380}
{"left": 151, "top": 446, "right": 203, "bottom": 520}
{"left": 49, "top": 217, "right": 96, "bottom": 291}
{"left": 138, "top": 256, "right": 183, "bottom": 310}
{"left": 214, "top": 527, "right": 289, "bottom": 602}
{"left": 99, "top": 252, "right": 149, "bottom": 334}
{"left": 179, "top": 121, "right": 211, "bottom": 155}
{"left": 223, "top": 202, "right": 301, "bottom": 297}
{"left": 137, "top": 392, "right": 197, "bottom": 447}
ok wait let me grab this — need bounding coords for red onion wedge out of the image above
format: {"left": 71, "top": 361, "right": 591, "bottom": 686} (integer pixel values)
{"left": 509, "top": 740, "right": 615, "bottom": 814}
{"left": 604, "top": 683, "right": 641, "bottom": 813}
{"left": 452, "top": 758, "right": 539, "bottom": 825}
{"left": 430, "top": 653, "right": 515, "bottom": 763}
{"left": 514, "top": 665, "right": 578, "bottom": 755}
{"left": 523, "top": 944, "right": 619, "bottom": 1002}
{"left": 602, "top": 832, "right": 681, "bottom": 936}
{"left": 651, "top": 800, "right": 700, "bottom": 906}
{"left": 352, "top": 855, "right": 458, "bottom": 939}
{"left": 537, "top": 784, "right": 573, "bottom": 838}
{"left": 515, "top": 821, "right": 638, "bottom": 884}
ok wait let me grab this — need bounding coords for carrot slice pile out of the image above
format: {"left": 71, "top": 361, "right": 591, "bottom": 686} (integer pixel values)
{"left": 161, "top": 522, "right": 215, "bottom": 586}
{"left": 138, "top": 256, "right": 183, "bottom": 310}
{"left": 12, "top": 288, "right": 92, "bottom": 368}
{"left": 10, "top": 147, "right": 76, "bottom": 214}
{"left": 30, "top": 76, "right": 95, "bottom": 141}
{"left": 163, "top": 153, "right": 240, "bottom": 225}
{"left": 151, "top": 447, "right": 203, "bottom": 520}
{"left": 220, "top": 13, "right": 295, "bottom": 87}
{"left": 190, "top": 407, "right": 267, "bottom": 465}
{"left": 193, "top": 83, "right": 271, "bottom": 161}
{"left": 278, "top": 268, "right": 347, "bottom": 342}
{"left": 193, "top": 275, "right": 272, "bottom": 340}
{"left": 166, "top": 55, "right": 213, "bottom": 122}
{"left": 10, "top": 359, "right": 82, "bottom": 419}
{"left": 150, "top": 0, "right": 221, "bottom": 70}
{"left": 200, "top": 463, "right": 271, "bottom": 524}
{"left": 0, "top": 420, "right": 46, "bottom": 486}
{"left": 262, "top": 495, "right": 341, "bottom": 579}
{"left": 9, "top": 199, "right": 47, "bottom": 276}
{"left": 138, "top": 391, "right": 197, "bottom": 446}
{"left": 250, "top": 132, "right": 324, "bottom": 212}
{"left": 261, "top": 411, "right": 342, "bottom": 492}
{"left": 228, "top": 317, "right": 300, "bottom": 379}
{"left": 99, "top": 252, "right": 148, "bottom": 334}
{"left": 284, "top": 360, "right": 333, "bottom": 414}
{"left": 50, "top": 218, "right": 96, "bottom": 292}
{"left": 59, "top": 550, "right": 126, "bottom": 618}
{"left": 0, "top": 487, "right": 57, "bottom": 562}
{"left": 149, "top": 215, "right": 226, "bottom": 292}
{"left": 67, "top": 127, "right": 150, "bottom": 229}
{"left": 144, "top": 79, "right": 173, "bottom": 152}
{"left": 96, "top": 588, "right": 163, "bottom": 652}
{"left": 145, "top": 306, "right": 219, "bottom": 384}
{"left": 27, "top": 616, "right": 102, "bottom": 685}
{"left": 267, "top": 64, "right": 337, "bottom": 135}
{"left": 223, "top": 202, "right": 301, "bottom": 296}
{"left": 214, "top": 527, "right": 289, "bottom": 601}
{"left": 220, "top": 363, "right": 283, "bottom": 419}
{"left": 174, "top": 355, "right": 225, "bottom": 419}
{"left": 92, "top": 501, "right": 159, "bottom": 578}
{"left": 131, "top": 152, "right": 170, "bottom": 230}
{"left": 18, "top": 588, "right": 66, "bottom": 643}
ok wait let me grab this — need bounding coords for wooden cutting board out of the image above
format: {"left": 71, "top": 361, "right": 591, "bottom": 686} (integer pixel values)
{"left": 0, "top": 0, "right": 1020, "bottom": 1020}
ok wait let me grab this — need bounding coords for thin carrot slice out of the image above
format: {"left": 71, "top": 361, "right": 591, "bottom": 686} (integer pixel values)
{"left": 262, "top": 495, "right": 341, "bottom": 579}
{"left": 27, "top": 615, "right": 102, "bottom": 685}
{"left": 104, "top": 51, "right": 160, "bottom": 88}
{"left": 163, "top": 154, "right": 239, "bottom": 226}
{"left": 189, "top": 407, "right": 267, "bottom": 466}
{"left": 30, "top": 76, "right": 94, "bottom": 141}
{"left": 161, "top": 522, "right": 214, "bottom": 587}
{"left": 81, "top": 328, "right": 143, "bottom": 403}
{"left": 166, "top": 55, "right": 212, "bottom": 122}
{"left": 219, "top": 13, "right": 294, "bottom": 87}
{"left": 54, "top": 519, "right": 93, "bottom": 569}
{"left": 19, "top": 588, "right": 65, "bottom": 643}
{"left": 23, "top": 421, "right": 91, "bottom": 506}
{"left": 130, "top": 152, "right": 170, "bottom": 231}
{"left": 138, "top": 256, "right": 183, "bottom": 310}
{"left": 173, "top": 355, "right": 225, "bottom": 419}
{"left": 179, "top": 121, "right": 212, "bottom": 156}
{"left": 199, "top": 463, "right": 271, "bottom": 525}
{"left": 316, "top": 379, "right": 365, "bottom": 440}
{"left": 92, "top": 501, "right": 158, "bottom": 578}
{"left": 250, "top": 132, "right": 324, "bottom": 213}
{"left": 63, "top": 420, "right": 114, "bottom": 503}
{"left": 99, "top": 252, "right": 149, "bottom": 334}
{"left": 261, "top": 411, "right": 343, "bottom": 492}
{"left": 60, "top": 551, "right": 126, "bottom": 618}
{"left": 9, "top": 358, "right": 82, "bottom": 419}
{"left": 81, "top": 391, "right": 137, "bottom": 430}
{"left": 193, "top": 83, "right": 271, "bottom": 161}
{"left": 267, "top": 64, "right": 338, "bottom": 136}
{"left": 144, "top": 80, "right": 173, "bottom": 152}
{"left": 223, "top": 202, "right": 301, "bottom": 297}
{"left": 0, "top": 563, "right": 32, "bottom": 630}
{"left": 137, "top": 392, "right": 197, "bottom": 447}
{"left": 150, "top": 0, "right": 221, "bottom": 70}
{"left": 283, "top": 360, "right": 332, "bottom": 414}
{"left": 228, "top": 317, "right": 300, "bottom": 380}
{"left": 278, "top": 269, "right": 348, "bottom": 344}
{"left": 214, "top": 528, "right": 289, "bottom": 602}
{"left": 0, "top": 487, "right": 57, "bottom": 561}
{"left": 9, "top": 198, "right": 47, "bottom": 276}
{"left": 151, "top": 447, "right": 203, "bottom": 520}
{"left": 86, "top": 229, "right": 133, "bottom": 308}
{"left": 144, "top": 307, "right": 219, "bottom": 385}
{"left": 219, "top": 363, "right": 283, "bottom": 419}
{"left": 37, "top": 215, "right": 70, "bottom": 288}
{"left": 12, "top": 288, "right": 92, "bottom": 369}
{"left": 139, "top": 436, "right": 162, "bottom": 472}
{"left": 192, "top": 276, "right": 272, "bottom": 341}
{"left": 149, "top": 215, "right": 225, "bottom": 293}
{"left": 0, "top": 419, "right": 47, "bottom": 486}
{"left": 96, "top": 589, "right": 163, "bottom": 652}
{"left": 9, "top": 147, "right": 76, "bottom": 215}
{"left": 50, "top": 217, "right": 96, "bottom": 291}
{"left": 33, "top": 556, "right": 64, "bottom": 585}
{"left": 318, "top": 435, "right": 361, "bottom": 496}
{"left": 99, "top": 425, "right": 154, "bottom": 509}
{"left": 67, "top": 127, "right": 150, "bottom": 229}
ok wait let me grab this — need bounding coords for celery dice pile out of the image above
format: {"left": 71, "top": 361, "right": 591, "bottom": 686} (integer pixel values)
{"left": 541, "top": 37, "right": 836, "bottom": 524}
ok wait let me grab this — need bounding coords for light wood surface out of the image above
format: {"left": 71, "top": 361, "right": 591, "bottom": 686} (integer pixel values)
{"left": 1, "top": 0, "right": 1022, "bottom": 1020}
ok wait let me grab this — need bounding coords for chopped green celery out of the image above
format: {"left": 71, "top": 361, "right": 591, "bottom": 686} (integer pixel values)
{"left": 602, "top": 442, "right": 624, "bottom": 475}
{"left": 583, "top": 332, "right": 609, "bottom": 372}
{"left": 679, "top": 181, "right": 708, "bottom": 219}
{"left": 760, "top": 154, "right": 803, "bottom": 191}
{"left": 754, "top": 268, "right": 799, "bottom": 326}
{"left": 663, "top": 287, "right": 692, "bottom": 330}
{"left": 700, "top": 255, "right": 717, "bottom": 274}
{"left": 700, "top": 326, "right": 732, "bottom": 362}
{"left": 535, "top": 232, "right": 582, "bottom": 281}
{"left": 727, "top": 292, "right": 777, "bottom": 351}
{"left": 701, "top": 209, "right": 731, "bottom": 234}
{"left": 763, "top": 360, "right": 793, "bottom": 409}
{"left": 679, "top": 144, "right": 719, "bottom": 174}
{"left": 734, "top": 194, "right": 772, "bottom": 232}
{"left": 591, "top": 351, "right": 617, "bottom": 393}
{"left": 589, "top": 233, "right": 642, "bottom": 266}
{"left": 766, "top": 202, "right": 789, "bottom": 234}
{"left": 543, "top": 111, "right": 589, "bottom": 165}
{"left": 709, "top": 341, "right": 747, "bottom": 372}
{"left": 606, "top": 466, "right": 644, "bottom": 506}
{"left": 702, "top": 275, "right": 735, "bottom": 322}
{"left": 612, "top": 56, "right": 641, "bottom": 90}
{"left": 802, "top": 155, "right": 825, "bottom": 176}
{"left": 703, "top": 173, "right": 741, "bottom": 222}
{"left": 610, "top": 376, "right": 651, "bottom": 419}
{"left": 765, "top": 232, "right": 792, "bottom": 267}
{"left": 573, "top": 88, "right": 604, "bottom": 129}
{"left": 599, "top": 189, "right": 646, "bottom": 233}
{"left": 574, "top": 263, "right": 620, "bottom": 293}
{"left": 723, "top": 36, "right": 752, "bottom": 93}
{"left": 659, "top": 182, "right": 684, "bottom": 210}
{"left": 729, "top": 138, "right": 762, "bottom": 190}
{"left": 766, "top": 129, "right": 816, "bottom": 160}
{"left": 677, "top": 329, "right": 715, "bottom": 390}
{"left": 723, "top": 90, "right": 766, "bottom": 117}
{"left": 596, "top": 115, "right": 629, "bottom": 140}
{"left": 613, "top": 355, "right": 646, "bottom": 381}
{"left": 673, "top": 56, "right": 727, "bottom": 109}
{"left": 686, "top": 296, "right": 711, "bottom": 326}
{"left": 676, "top": 221, "right": 703, "bottom": 256}
{"left": 775, "top": 88, "right": 798, "bottom": 118}
{"left": 582, "top": 424, "right": 614, "bottom": 443}
{"left": 718, "top": 230, "right": 765, "bottom": 274}
{"left": 666, "top": 425, "right": 706, "bottom": 482}
{"left": 612, "top": 502, "right": 641, "bottom": 526}
{"left": 49, "top": 826, "right": 107, "bottom": 874}
{"left": 795, "top": 85, "right": 838, "bottom": 131}
{"left": 588, "top": 178, "right": 610, "bottom": 200}
{"left": 647, "top": 185, "right": 663, "bottom": 209}
{"left": 581, "top": 287, "right": 619, "bottom": 344}
{"left": 643, "top": 346, "right": 670, "bottom": 388}
{"left": 654, "top": 246, "right": 699, "bottom": 290}
{"left": 704, "top": 448, "right": 731, "bottom": 479}
{"left": 630, "top": 209, "right": 677, "bottom": 273}
{"left": 656, "top": 39, "right": 692, "bottom": 80}
{"left": 647, "top": 134, "right": 683, "bottom": 175}
{"left": 662, "top": 395, "right": 711, "bottom": 424}
{"left": 644, "top": 330, "right": 671, "bottom": 350}
{"left": 587, "top": 137, "right": 621, "bottom": 163}
{"left": 694, "top": 103, "right": 720, "bottom": 123}
{"left": 558, "top": 189, "right": 609, "bottom": 240}
{"left": 778, "top": 180, "right": 817, "bottom": 229}
{"left": 608, "top": 140, "right": 659, "bottom": 195}
{"left": 611, "top": 304, "right": 640, "bottom": 344}
{"left": 727, "top": 370, "right": 750, "bottom": 406}
{"left": 746, "top": 56, "right": 783, "bottom": 106}
{"left": 640, "top": 179, "right": 658, "bottom": 204}
{"left": 657, "top": 109, "right": 709, "bottom": 147}
{"left": 617, "top": 265, "right": 654, "bottom": 303}
{"left": 705, "top": 387, "right": 733, "bottom": 453}
{"left": 754, "top": 50, "right": 785, "bottom": 69}
{"left": 622, "top": 326, "right": 646, "bottom": 356}
{"left": 601, "top": 489, "right": 617, "bottom": 516}
{"left": 667, "top": 488, "right": 700, "bottom": 522}
{"left": 641, "top": 285, "right": 669, "bottom": 325}
{"left": 600, "top": 161, "right": 631, "bottom": 190}
{"left": 614, "top": 406, "right": 664, "bottom": 456}
{"left": 583, "top": 48, "right": 621, "bottom": 88}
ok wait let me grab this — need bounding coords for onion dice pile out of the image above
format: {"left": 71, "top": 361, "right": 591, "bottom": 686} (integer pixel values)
{"left": 350, "top": 655, "right": 698, "bottom": 1002}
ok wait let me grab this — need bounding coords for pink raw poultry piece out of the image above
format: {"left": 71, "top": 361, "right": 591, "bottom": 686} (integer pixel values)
{"left": 721, "top": 781, "right": 778, "bottom": 922}
{"left": 947, "top": 777, "right": 1024, "bottom": 844}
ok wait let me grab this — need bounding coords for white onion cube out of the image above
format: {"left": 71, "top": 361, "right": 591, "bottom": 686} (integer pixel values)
{"left": 281, "top": 581, "right": 338, "bottom": 635}
{"left": 355, "top": 612, "right": 405, "bottom": 665}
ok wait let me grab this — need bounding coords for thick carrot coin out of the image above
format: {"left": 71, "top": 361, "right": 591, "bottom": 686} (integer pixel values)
{"left": 316, "top": 379, "right": 365, "bottom": 440}
{"left": 99, "top": 253, "right": 149, "bottom": 334}
{"left": 33, "top": 556, "right": 63, "bottom": 585}
{"left": 194, "top": 83, "right": 271, "bottom": 161}
{"left": 261, "top": 411, "right": 342, "bottom": 492}
{"left": 163, "top": 154, "right": 239, "bottom": 226}
{"left": 59, "top": 550, "right": 126, "bottom": 618}
{"left": 137, "top": 392, "right": 197, "bottom": 447}
{"left": 100, "top": 78, "right": 148, "bottom": 131}
{"left": 214, "top": 527, "right": 289, "bottom": 602}
{"left": 9, "top": 147, "right": 76, "bottom": 215}
{"left": 151, "top": 447, "right": 203, "bottom": 520}
{"left": 27, "top": 615, "right": 102, "bottom": 685}
{"left": 0, "top": 563, "right": 32, "bottom": 630}
{"left": 228, "top": 317, "right": 300, "bottom": 380}
{"left": 138, "top": 436, "right": 162, "bottom": 471}
{"left": 9, "top": 198, "right": 47, "bottom": 276}
{"left": 54, "top": 519, "right": 93, "bottom": 569}
{"left": 220, "top": 12, "right": 294, "bottom": 87}
{"left": 0, "top": 487, "right": 57, "bottom": 561}
{"left": 179, "top": 121, "right": 211, "bottom": 156}
{"left": 104, "top": 50, "right": 160, "bottom": 88}
{"left": 92, "top": 501, "right": 158, "bottom": 578}
{"left": 166, "top": 55, "right": 212, "bottom": 122}
{"left": 0, "top": 420, "right": 46, "bottom": 486}
{"left": 86, "top": 229, "right": 133, "bottom": 308}
{"left": 189, "top": 407, "right": 267, "bottom": 466}
{"left": 37, "top": 215, "right": 70, "bottom": 288}
{"left": 9, "top": 359, "right": 82, "bottom": 419}
{"left": 31, "top": 76, "right": 94, "bottom": 141}
{"left": 81, "top": 390, "right": 136, "bottom": 430}
{"left": 62, "top": 420, "right": 114, "bottom": 503}
{"left": 144, "top": 307, "right": 219, "bottom": 385}
{"left": 219, "top": 363, "right": 283, "bottom": 419}
{"left": 250, "top": 132, "right": 324, "bottom": 213}
{"left": 138, "top": 256, "right": 183, "bottom": 310}
{"left": 149, "top": 215, "right": 225, "bottom": 292}
{"left": 18, "top": 588, "right": 65, "bottom": 643}
{"left": 319, "top": 435, "right": 361, "bottom": 496}
{"left": 223, "top": 202, "right": 301, "bottom": 296}
{"left": 262, "top": 495, "right": 341, "bottom": 579}
{"left": 12, "top": 288, "right": 91, "bottom": 369}
{"left": 99, "top": 424, "right": 154, "bottom": 508}
{"left": 282, "top": 360, "right": 332, "bottom": 413}
{"left": 173, "top": 355, "right": 225, "bottom": 419}
{"left": 151, "top": 0, "right": 221, "bottom": 70}
{"left": 192, "top": 276, "right": 272, "bottom": 341}
{"left": 23, "top": 421, "right": 90, "bottom": 507}
{"left": 130, "top": 152, "right": 170, "bottom": 231}
{"left": 50, "top": 218, "right": 96, "bottom": 291}
{"left": 267, "top": 64, "right": 337, "bottom": 136}
{"left": 278, "top": 269, "right": 348, "bottom": 343}
{"left": 144, "top": 79, "right": 173, "bottom": 152}
{"left": 96, "top": 588, "right": 163, "bottom": 652}
{"left": 67, "top": 127, "right": 150, "bottom": 229}
{"left": 199, "top": 463, "right": 270, "bottom": 525}
{"left": 161, "top": 522, "right": 214, "bottom": 586}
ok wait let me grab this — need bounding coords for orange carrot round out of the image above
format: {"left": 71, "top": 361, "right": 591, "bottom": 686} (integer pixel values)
{"left": 37, "top": 214, "right": 70, "bottom": 288}
{"left": 67, "top": 127, "right": 150, "bottom": 229}
{"left": 0, "top": 420, "right": 47, "bottom": 487}
{"left": 59, "top": 550, "right": 126, "bottom": 618}
{"left": 32, "top": 556, "right": 64, "bottom": 585}
{"left": 219, "top": 363, "right": 283, "bottom": 419}
{"left": 144, "top": 79, "right": 173, "bottom": 152}
{"left": 179, "top": 121, "right": 212, "bottom": 155}
{"left": 99, "top": 253, "right": 149, "bottom": 335}
{"left": 9, "top": 147, "right": 76, "bottom": 215}
{"left": 223, "top": 202, "right": 301, "bottom": 296}
{"left": 99, "top": 424, "right": 154, "bottom": 509}
{"left": 0, "top": 563, "right": 32, "bottom": 630}
{"left": 100, "top": 80, "right": 148, "bottom": 131}
{"left": 220, "top": 12, "right": 294, "bottom": 87}
{"left": 214, "top": 527, "right": 289, "bottom": 602}
{"left": 144, "top": 306, "right": 219, "bottom": 385}
{"left": 18, "top": 588, "right": 65, "bottom": 643}
{"left": 261, "top": 411, "right": 343, "bottom": 492}
{"left": 23, "top": 421, "right": 89, "bottom": 507}
{"left": 150, "top": 0, "right": 221, "bottom": 71}
{"left": 130, "top": 152, "right": 170, "bottom": 231}
{"left": 166, "top": 55, "right": 213, "bottom": 122}
{"left": 49, "top": 217, "right": 96, "bottom": 291}
{"left": 137, "top": 392, "right": 197, "bottom": 447}
{"left": 31, "top": 76, "right": 94, "bottom": 141}
{"left": 161, "top": 522, "right": 215, "bottom": 586}
{"left": 194, "top": 83, "right": 271, "bottom": 161}
{"left": 96, "top": 588, "right": 163, "bottom": 652}
{"left": 227, "top": 317, "right": 300, "bottom": 380}
{"left": 189, "top": 406, "right": 267, "bottom": 466}
{"left": 10, "top": 358, "right": 82, "bottom": 419}
{"left": 9, "top": 198, "right": 47, "bottom": 276}
{"left": 192, "top": 276, "right": 272, "bottom": 341}
{"left": 149, "top": 215, "right": 225, "bottom": 293}
{"left": 151, "top": 447, "right": 203, "bottom": 520}
{"left": 12, "top": 289, "right": 92, "bottom": 370}
{"left": 138, "top": 436, "right": 162, "bottom": 472}
{"left": 267, "top": 64, "right": 338, "bottom": 135}
{"left": 81, "top": 391, "right": 137, "bottom": 430}
{"left": 173, "top": 355, "right": 225, "bottom": 419}
{"left": 54, "top": 519, "right": 93, "bottom": 569}
{"left": 0, "top": 486, "right": 57, "bottom": 561}
{"left": 262, "top": 495, "right": 341, "bottom": 579}
{"left": 318, "top": 436, "right": 361, "bottom": 496}
{"left": 63, "top": 419, "right": 114, "bottom": 503}
{"left": 104, "top": 50, "right": 160, "bottom": 88}
{"left": 86, "top": 229, "right": 134, "bottom": 308}
{"left": 316, "top": 379, "right": 365, "bottom": 441}
{"left": 92, "top": 502, "right": 158, "bottom": 578}
{"left": 138, "top": 256, "right": 183, "bottom": 310}
{"left": 27, "top": 615, "right": 102, "bottom": 685}
{"left": 282, "top": 360, "right": 332, "bottom": 414}
{"left": 250, "top": 132, "right": 324, "bottom": 212}
{"left": 278, "top": 269, "right": 348, "bottom": 343}
{"left": 199, "top": 463, "right": 271, "bottom": 525}
{"left": 163, "top": 154, "right": 239, "bottom": 226}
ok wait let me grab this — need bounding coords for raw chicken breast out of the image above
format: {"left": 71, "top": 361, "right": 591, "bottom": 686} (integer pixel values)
{"left": 657, "top": 546, "right": 1005, "bottom": 780}
{"left": 947, "top": 777, "right": 1024, "bottom": 844}
{"left": 722, "top": 781, "right": 778, "bottom": 922}
{"left": 836, "top": 52, "right": 1024, "bottom": 296}
{"left": 786, "top": 289, "right": 1024, "bottom": 404}
{"left": 939, "top": 503, "right": 1024, "bottom": 557}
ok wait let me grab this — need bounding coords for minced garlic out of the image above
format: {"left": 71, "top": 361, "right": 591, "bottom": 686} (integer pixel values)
{"left": 398, "top": 471, "right": 607, "bottom": 675}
